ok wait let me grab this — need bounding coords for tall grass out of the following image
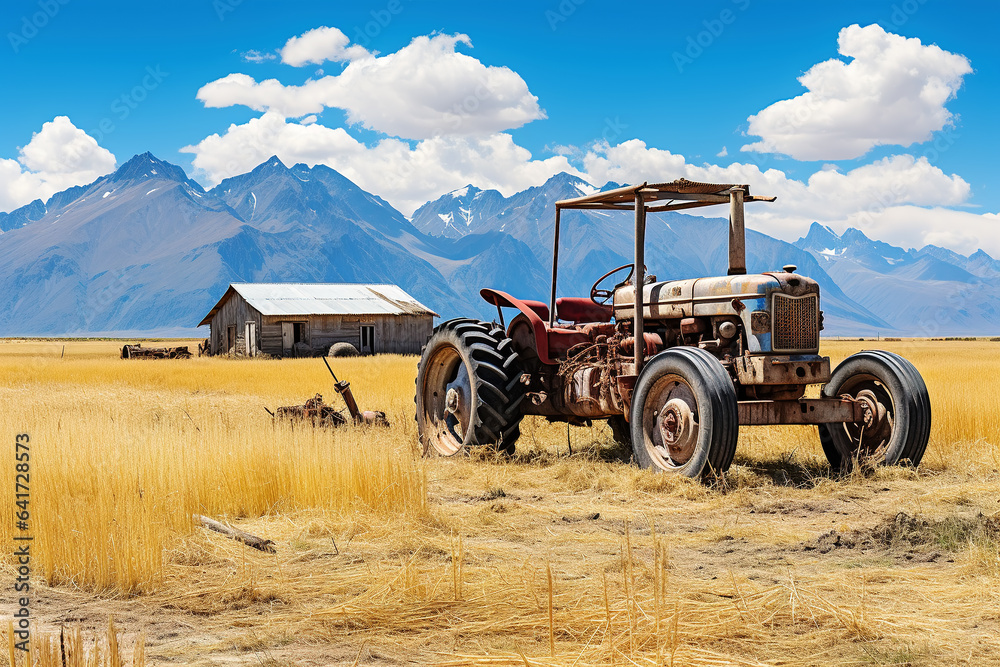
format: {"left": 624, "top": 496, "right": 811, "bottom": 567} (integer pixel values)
{"left": 2, "top": 619, "right": 143, "bottom": 667}
{"left": 0, "top": 345, "right": 426, "bottom": 593}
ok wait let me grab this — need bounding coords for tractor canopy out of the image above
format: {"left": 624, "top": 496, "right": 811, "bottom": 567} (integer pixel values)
{"left": 550, "top": 179, "right": 776, "bottom": 370}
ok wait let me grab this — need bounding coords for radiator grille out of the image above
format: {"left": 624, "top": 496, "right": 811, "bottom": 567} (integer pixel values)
{"left": 772, "top": 293, "right": 819, "bottom": 352}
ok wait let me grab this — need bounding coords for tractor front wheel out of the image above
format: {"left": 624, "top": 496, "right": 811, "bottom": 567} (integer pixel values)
{"left": 416, "top": 319, "right": 525, "bottom": 456}
{"left": 630, "top": 347, "right": 739, "bottom": 480}
{"left": 818, "top": 350, "right": 930, "bottom": 472}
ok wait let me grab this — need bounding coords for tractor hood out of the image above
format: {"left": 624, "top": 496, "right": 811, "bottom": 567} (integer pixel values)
{"left": 613, "top": 271, "right": 821, "bottom": 353}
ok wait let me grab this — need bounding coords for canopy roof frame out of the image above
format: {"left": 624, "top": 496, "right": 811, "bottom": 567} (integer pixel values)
{"left": 547, "top": 179, "right": 776, "bottom": 374}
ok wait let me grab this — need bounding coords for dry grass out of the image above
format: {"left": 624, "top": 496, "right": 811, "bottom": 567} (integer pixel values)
{"left": 0, "top": 338, "right": 997, "bottom": 666}
{"left": 2, "top": 619, "right": 143, "bottom": 667}
{"left": 0, "top": 343, "right": 426, "bottom": 594}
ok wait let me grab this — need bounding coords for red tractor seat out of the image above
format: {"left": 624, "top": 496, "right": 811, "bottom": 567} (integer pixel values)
{"left": 556, "top": 297, "right": 613, "bottom": 323}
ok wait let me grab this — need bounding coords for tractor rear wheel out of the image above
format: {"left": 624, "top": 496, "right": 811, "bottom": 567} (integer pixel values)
{"left": 630, "top": 347, "right": 739, "bottom": 480}
{"left": 818, "top": 350, "right": 930, "bottom": 472}
{"left": 416, "top": 318, "right": 525, "bottom": 456}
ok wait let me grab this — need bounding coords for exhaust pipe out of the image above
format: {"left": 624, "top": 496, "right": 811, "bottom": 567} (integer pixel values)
{"left": 728, "top": 187, "right": 746, "bottom": 275}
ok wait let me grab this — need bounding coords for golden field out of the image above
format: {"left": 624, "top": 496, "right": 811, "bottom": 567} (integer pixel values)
{"left": 0, "top": 338, "right": 998, "bottom": 666}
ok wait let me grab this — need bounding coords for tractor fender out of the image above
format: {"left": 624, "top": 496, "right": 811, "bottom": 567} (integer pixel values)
{"left": 479, "top": 288, "right": 557, "bottom": 364}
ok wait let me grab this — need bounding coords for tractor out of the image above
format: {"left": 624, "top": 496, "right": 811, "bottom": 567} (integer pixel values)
{"left": 415, "top": 180, "right": 931, "bottom": 479}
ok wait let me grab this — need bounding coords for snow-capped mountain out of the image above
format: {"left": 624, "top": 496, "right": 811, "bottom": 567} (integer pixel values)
{"left": 0, "top": 155, "right": 996, "bottom": 336}
{"left": 411, "top": 184, "right": 509, "bottom": 238}
{"left": 796, "top": 222, "right": 1000, "bottom": 336}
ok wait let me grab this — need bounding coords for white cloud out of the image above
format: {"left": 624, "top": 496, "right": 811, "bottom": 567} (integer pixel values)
{"left": 580, "top": 139, "right": 996, "bottom": 256}
{"left": 0, "top": 116, "right": 116, "bottom": 213}
{"left": 838, "top": 207, "right": 1000, "bottom": 257}
{"left": 182, "top": 24, "right": 995, "bottom": 257}
{"left": 182, "top": 117, "right": 1000, "bottom": 256}
{"left": 196, "top": 32, "right": 545, "bottom": 139}
{"left": 181, "top": 112, "right": 574, "bottom": 215}
{"left": 241, "top": 50, "right": 277, "bottom": 63}
{"left": 279, "top": 26, "right": 370, "bottom": 66}
{"left": 742, "top": 24, "right": 972, "bottom": 160}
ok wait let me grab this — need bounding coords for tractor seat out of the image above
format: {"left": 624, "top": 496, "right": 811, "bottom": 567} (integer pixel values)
{"left": 556, "top": 297, "right": 613, "bottom": 323}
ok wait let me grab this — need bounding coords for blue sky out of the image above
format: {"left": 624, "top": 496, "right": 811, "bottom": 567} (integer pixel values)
{"left": 2, "top": 0, "right": 998, "bottom": 254}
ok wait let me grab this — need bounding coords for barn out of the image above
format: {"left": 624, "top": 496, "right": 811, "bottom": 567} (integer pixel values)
{"left": 198, "top": 283, "right": 437, "bottom": 357}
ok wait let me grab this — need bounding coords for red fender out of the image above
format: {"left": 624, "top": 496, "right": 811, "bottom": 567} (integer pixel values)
{"left": 480, "top": 288, "right": 557, "bottom": 364}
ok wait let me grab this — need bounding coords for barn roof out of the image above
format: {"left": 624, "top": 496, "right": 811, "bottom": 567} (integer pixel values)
{"left": 198, "top": 283, "right": 438, "bottom": 326}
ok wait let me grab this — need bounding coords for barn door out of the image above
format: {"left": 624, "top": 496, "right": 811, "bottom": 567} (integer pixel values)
{"left": 244, "top": 321, "right": 256, "bottom": 357}
{"left": 281, "top": 322, "right": 294, "bottom": 356}
{"left": 360, "top": 325, "right": 375, "bottom": 354}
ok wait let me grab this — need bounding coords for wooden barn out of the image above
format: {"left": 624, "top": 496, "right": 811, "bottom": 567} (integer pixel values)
{"left": 198, "top": 283, "right": 437, "bottom": 357}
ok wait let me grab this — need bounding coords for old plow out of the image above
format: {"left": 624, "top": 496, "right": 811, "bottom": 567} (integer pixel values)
{"left": 269, "top": 358, "right": 389, "bottom": 428}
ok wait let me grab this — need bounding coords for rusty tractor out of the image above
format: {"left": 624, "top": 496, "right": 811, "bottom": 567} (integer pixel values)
{"left": 415, "top": 180, "right": 931, "bottom": 479}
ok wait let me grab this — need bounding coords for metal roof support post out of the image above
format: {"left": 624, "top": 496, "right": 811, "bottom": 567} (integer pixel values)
{"left": 549, "top": 207, "right": 561, "bottom": 327}
{"left": 728, "top": 187, "right": 747, "bottom": 275}
{"left": 634, "top": 192, "right": 646, "bottom": 373}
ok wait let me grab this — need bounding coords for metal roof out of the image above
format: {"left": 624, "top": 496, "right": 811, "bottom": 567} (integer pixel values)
{"left": 554, "top": 179, "right": 775, "bottom": 212}
{"left": 198, "top": 283, "right": 438, "bottom": 326}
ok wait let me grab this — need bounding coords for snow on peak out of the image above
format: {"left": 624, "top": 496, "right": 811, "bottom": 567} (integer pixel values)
{"left": 458, "top": 206, "right": 473, "bottom": 226}
{"left": 574, "top": 182, "right": 598, "bottom": 196}
{"left": 450, "top": 186, "right": 470, "bottom": 198}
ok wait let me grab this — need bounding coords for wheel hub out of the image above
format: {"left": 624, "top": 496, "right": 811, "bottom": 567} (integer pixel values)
{"left": 657, "top": 398, "right": 697, "bottom": 464}
{"left": 445, "top": 387, "right": 462, "bottom": 414}
{"left": 856, "top": 388, "right": 891, "bottom": 444}
{"left": 442, "top": 362, "right": 473, "bottom": 433}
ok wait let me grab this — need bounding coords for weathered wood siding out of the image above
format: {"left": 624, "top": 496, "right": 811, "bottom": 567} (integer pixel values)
{"left": 208, "top": 291, "right": 262, "bottom": 355}
{"left": 372, "top": 315, "right": 434, "bottom": 354}
{"left": 257, "top": 313, "right": 432, "bottom": 355}
{"left": 207, "top": 290, "right": 433, "bottom": 356}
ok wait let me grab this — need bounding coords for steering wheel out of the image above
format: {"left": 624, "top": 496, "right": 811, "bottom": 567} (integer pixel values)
{"left": 590, "top": 263, "right": 635, "bottom": 305}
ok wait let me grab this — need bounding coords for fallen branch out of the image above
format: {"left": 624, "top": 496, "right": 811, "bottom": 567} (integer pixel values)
{"left": 194, "top": 514, "right": 276, "bottom": 553}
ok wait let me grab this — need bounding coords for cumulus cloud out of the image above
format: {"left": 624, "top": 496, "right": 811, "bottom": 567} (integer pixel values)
{"left": 580, "top": 139, "right": 995, "bottom": 255}
{"left": 279, "top": 26, "right": 370, "bottom": 66}
{"left": 0, "top": 116, "right": 116, "bottom": 213}
{"left": 196, "top": 32, "right": 545, "bottom": 139}
{"left": 181, "top": 112, "right": 574, "bottom": 215}
{"left": 742, "top": 24, "right": 972, "bottom": 160}
{"left": 182, "top": 24, "right": 995, "bottom": 256}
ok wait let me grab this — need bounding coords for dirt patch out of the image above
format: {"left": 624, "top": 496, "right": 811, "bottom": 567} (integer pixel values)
{"left": 749, "top": 497, "right": 850, "bottom": 517}
{"left": 802, "top": 511, "right": 1000, "bottom": 562}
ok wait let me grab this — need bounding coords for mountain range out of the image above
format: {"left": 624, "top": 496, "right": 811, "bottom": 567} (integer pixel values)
{"left": 0, "top": 153, "right": 996, "bottom": 337}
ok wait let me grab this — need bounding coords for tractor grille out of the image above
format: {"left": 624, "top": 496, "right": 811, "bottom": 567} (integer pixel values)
{"left": 771, "top": 293, "right": 819, "bottom": 352}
